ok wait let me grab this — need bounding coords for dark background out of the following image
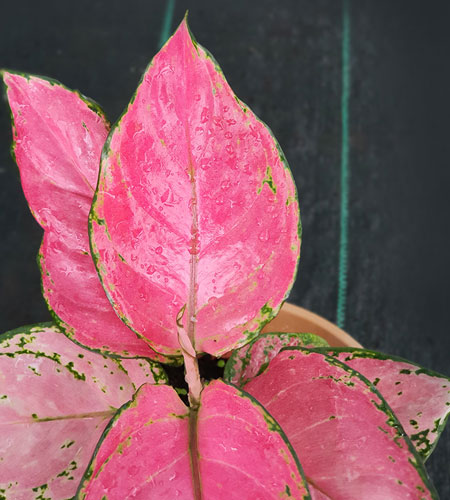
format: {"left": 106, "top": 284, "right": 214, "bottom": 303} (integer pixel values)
{"left": 1, "top": 0, "right": 449, "bottom": 495}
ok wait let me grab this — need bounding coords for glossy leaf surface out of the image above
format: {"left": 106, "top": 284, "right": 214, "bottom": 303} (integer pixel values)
{"left": 0, "top": 324, "right": 166, "bottom": 500}
{"left": 77, "top": 380, "right": 310, "bottom": 499}
{"left": 197, "top": 380, "right": 309, "bottom": 499}
{"left": 244, "top": 348, "right": 437, "bottom": 499}
{"left": 3, "top": 72, "right": 165, "bottom": 360}
{"left": 224, "top": 331, "right": 329, "bottom": 386}
{"left": 77, "top": 384, "right": 192, "bottom": 499}
{"left": 90, "top": 19, "right": 301, "bottom": 356}
{"left": 323, "top": 348, "right": 450, "bottom": 461}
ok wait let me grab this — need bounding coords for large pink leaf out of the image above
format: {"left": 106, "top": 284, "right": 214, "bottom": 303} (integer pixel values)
{"left": 3, "top": 71, "right": 168, "bottom": 361}
{"left": 224, "top": 332, "right": 329, "bottom": 386}
{"left": 244, "top": 348, "right": 438, "bottom": 499}
{"left": 89, "top": 19, "right": 301, "bottom": 357}
{"left": 77, "top": 380, "right": 310, "bottom": 499}
{"left": 0, "top": 323, "right": 166, "bottom": 500}
{"left": 324, "top": 348, "right": 450, "bottom": 461}
{"left": 197, "top": 380, "right": 309, "bottom": 499}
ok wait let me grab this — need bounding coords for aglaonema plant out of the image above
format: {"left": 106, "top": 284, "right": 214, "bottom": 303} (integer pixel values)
{"left": 1, "top": 17, "right": 449, "bottom": 500}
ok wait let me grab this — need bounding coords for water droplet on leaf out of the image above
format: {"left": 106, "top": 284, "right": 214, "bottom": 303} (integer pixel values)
{"left": 258, "top": 229, "right": 269, "bottom": 242}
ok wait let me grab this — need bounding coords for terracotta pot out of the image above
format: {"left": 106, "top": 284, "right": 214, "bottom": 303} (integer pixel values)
{"left": 262, "top": 302, "right": 363, "bottom": 348}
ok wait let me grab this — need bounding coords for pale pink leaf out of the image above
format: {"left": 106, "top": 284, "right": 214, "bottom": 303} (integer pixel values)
{"left": 90, "top": 19, "right": 301, "bottom": 357}
{"left": 324, "top": 348, "right": 450, "bottom": 461}
{"left": 224, "top": 332, "right": 329, "bottom": 385}
{"left": 244, "top": 348, "right": 438, "bottom": 499}
{"left": 3, "top": 71, "right": 168, "bottom": 361}
{"left": 0, "top": 324, "right": 166, "bottom": 500}
{"left": 77, "top": 380, "right": 310, "bottom": 499}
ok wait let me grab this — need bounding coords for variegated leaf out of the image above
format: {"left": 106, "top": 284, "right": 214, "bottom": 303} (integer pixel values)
{"left": 3, "top": 71, "right": 170, "bottom": 362}
{"left": 224, "top": 332, "right": 328, "bottom": 385}
{"left": 243, "top": 348, "right": 438, "bottom": 499}
{"left": 0, "top": 324, "right": 166, "bottom": 500}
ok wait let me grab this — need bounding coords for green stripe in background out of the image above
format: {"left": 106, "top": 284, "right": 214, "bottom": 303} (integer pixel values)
{"left": 158, "top": 0, "right": 176, "bottom": 48}
{"left": 336, "top": 0, "right": 351, "bottom": 329}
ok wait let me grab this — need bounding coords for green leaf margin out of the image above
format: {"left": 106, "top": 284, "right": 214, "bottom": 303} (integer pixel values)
{"left": 87, "top": 15, "right": 302, "bottom": 358}
{"left": 313, "top": 347, "right": 450, "bottom": 461}
{"left": 223, "top": 331, "right": 329, "bottom": 385}
{"left": 1, "top": 70, "right": 181, "bottom": 365}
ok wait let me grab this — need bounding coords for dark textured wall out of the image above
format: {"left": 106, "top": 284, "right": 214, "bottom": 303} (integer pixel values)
{"left": 1, "top": 0, "right": 449, "bottom": 495}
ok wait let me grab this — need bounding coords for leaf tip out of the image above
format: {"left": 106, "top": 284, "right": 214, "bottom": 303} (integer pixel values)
{"left": 1, "top": 69, "right": 16, "bottom": 90}
{"left": 170, "top": 12, "right": 198, "bottom": 52}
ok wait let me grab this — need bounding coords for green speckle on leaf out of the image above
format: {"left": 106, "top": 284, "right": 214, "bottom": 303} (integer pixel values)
{"left": 31, "top": 483, "right": 50, "bottom": 500}
{"left": 262, "top": 412, "right": 280, "bottom": 432}
{"left": 285, "top": 195, "right": 295, "bottom": 206}
{"left": 260, "top": 302, "right": 273, "bottom": 317}
{"left": 61, "top": 439, "right": 75, "bottom": 449}
{"left": 257, "top": 165, "right": 277, "bottom": 194}
{"left": 410, "top": 429, "right": 432, "bottom": 457}
{"left": 65, "top": 361, "right": 86, "bottom": 381}
{"left": 431, "top": 418, "right": 441, "bottom": 434}
{"left": 28, "top": 365, "right": 42, "bottom": 376}
{"left": 410, "top": 419, "right": 419, "bottom": 429}
{"left": 17, "top": 335, "right": 36, "bottom": 348}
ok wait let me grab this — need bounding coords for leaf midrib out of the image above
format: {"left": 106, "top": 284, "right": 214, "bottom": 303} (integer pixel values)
{"left": 3, "top": 409, "right": 115, "bottom": 424}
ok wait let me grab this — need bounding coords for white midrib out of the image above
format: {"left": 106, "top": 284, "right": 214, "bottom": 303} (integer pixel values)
{"left": 4, "top": 409, "right": 115, "bottom": 424}
{"left": 183, "top": 45, "right": 199, "bottom": 350}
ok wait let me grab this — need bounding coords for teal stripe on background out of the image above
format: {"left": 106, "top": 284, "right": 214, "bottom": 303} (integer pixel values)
{"left": 336, "top": 0, "right": 351, "bottom": 329}
{"left": 158, "top": 0, "right": 176, "bottom": 48}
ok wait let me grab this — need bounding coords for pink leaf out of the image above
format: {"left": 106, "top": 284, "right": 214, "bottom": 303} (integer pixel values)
{"left": 325, "top": 348, "right": 450, "bottom": 460}
{"left": 77, "top": 380, "right": 310, "bottom": 499}
{"left": 224, "top": 332, "right": 329, "bottom": 385}
{"left": 0, "top": 324, "right": 166, "bottom": 500}
{"left": 3, "top": 71, "right": 168, "bottom": 361}
{"left": 244, "top": 348, "right": 438, "bottom": 499}
{"left": 77, "top": 384, "right": 193, "bottom": 499}
{"left": 197, "top": 380, "right": 309, "bottom": 499}
{"left": 89, "top": 19, "right": 301, "bottom": 357}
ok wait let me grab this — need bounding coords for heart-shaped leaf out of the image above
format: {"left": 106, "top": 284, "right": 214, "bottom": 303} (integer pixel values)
{"left": 89, "top": 19, "right": 301, "bottom": 357}
{"left": 77, "top": 380, "right": 310, "bottom": 499}
{"left": 224, "top": 332, "right": 329, "bottom": 386}
{"left": 321, "top": 348, "right": 450, "bottom": 461}
{"left": 0, "top": 324, "right": 166, "bottom": 500}
{"left": 243, "top": 348, "right": 438, "bottom": 499}
{"left": 3, "top": 71, "right": 169, "bottom": 361}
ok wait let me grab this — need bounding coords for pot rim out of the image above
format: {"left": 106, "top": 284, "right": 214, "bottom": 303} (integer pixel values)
{"left": 262, "top": 302, "right": 363, "bottom": 348}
